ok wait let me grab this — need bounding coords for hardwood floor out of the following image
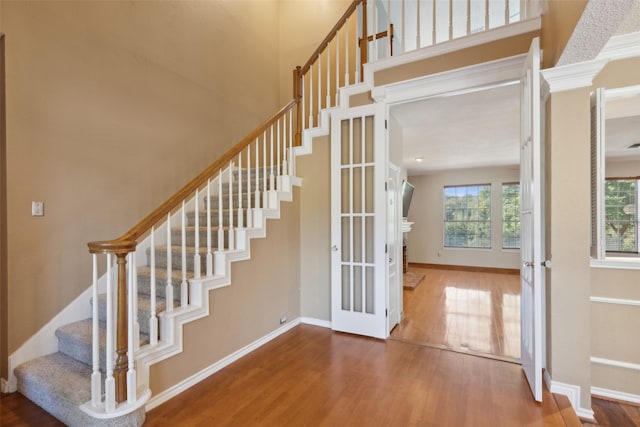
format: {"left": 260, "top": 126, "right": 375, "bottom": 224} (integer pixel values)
{"left": 392, "top": 265, "right": 521, "bottom": 361}
{"left": 587, "top": 396, "right": 640, "bottom": 426}
{"left": 0, "top": 392, "right": 64, "bottom": 426}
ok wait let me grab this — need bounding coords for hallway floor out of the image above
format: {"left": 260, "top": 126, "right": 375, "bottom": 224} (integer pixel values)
{"left": 391, "top": 265, "right": 521, "bottom": 361}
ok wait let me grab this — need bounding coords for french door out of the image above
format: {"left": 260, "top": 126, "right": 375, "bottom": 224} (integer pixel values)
{"left": 330, "top": 103, "right": 387, "bottom": 339}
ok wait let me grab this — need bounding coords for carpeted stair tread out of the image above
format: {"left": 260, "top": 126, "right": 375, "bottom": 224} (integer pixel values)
{"left": 136, "top": 266, "right": 187, "bottom": 302}
{"left": 14, "top": 352, "right": 145, "bottom": 426}
{"left": 96, "top": 293, "right": 166, "bottom": 336}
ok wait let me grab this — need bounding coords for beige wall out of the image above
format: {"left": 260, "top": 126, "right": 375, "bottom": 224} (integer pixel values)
{"left": 407, "top": 167, "right": 521, "bottom": 270}
{"left": 2, "top": 0, "right": 280, "bottom": 365}
{"left": 0, "top": 31, "right": 7, "bottom": 380}
{"left": 588, "top": 57, "right": 640, "bottom": 398}
{"left": 298, "top": 135, "right": 331, "bottom": 321}
{"left": 278, "top": 0, "right": 352, "bottom": 105}
{"left": 151, "top": 194, "right": 301, "bottom": 394}
{"left": 541, "top": 0, "right": 588, "bottom": 68}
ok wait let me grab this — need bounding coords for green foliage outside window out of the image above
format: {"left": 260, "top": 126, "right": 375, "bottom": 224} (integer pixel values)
{"left": 502, "top": 184, "right": 520, "bottom": 249}
{"left": 605, "top": 179, "right": 638, "bottom": 253}
{"left": 444, "top": 185, "right": 491, "bottom": 248}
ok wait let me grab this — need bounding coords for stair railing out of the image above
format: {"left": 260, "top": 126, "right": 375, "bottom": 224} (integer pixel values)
{"left": 86, "top": 95, "right": 300, "bottom": 413}
{"left": 85, "top": 0, "right": 537, "bottom": 417}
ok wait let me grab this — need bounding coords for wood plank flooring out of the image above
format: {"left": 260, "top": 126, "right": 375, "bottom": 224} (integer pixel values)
{"left": 392, "top": 265, "right": 521, "bottom": 361}
{"left": 587, "top": 397, "right": 640, "bottom": 426}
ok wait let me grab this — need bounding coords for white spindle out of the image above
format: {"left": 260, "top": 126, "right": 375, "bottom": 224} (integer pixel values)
{"left": 228, "top": 161, "right": 235, "bottom": 251}
{"left": 401, "top": 0, "right": 406, "bottom": 53}
{"left": 238, "top": 152, "right": 244, "bottom": 229}
{"left": 206, "top": 179, "right": 213, "bottom": 276}
{"left": 317, "top": 53, "right": 322, "bottom": 123}
{"left": 450, "top": 0, "right": 454, "bottom": 40}
{"left": 247, "top": 146, "right": 253, "bottom": 228}
{"left": 282, "top": 114, "right": 288, "bottom": 177}
{"left": 417, "top": 0, "right": 421, "bottom": 47}
{"left": 505, "top": 0, "right": 510, "bottom": 24}
{"left": 485, "top": 0, "right": 490, "bottom": 30}
{"left": 105, "top": 253, "right": 115, "bottom": 412}
{"left": 276, "top": 120, "right": 281, "bottom": 190}
{"left": 345, "top": 18, "right": 350, "bottom": 85}
{"left": 194, "top": 188, "right": 201, "bottom": 279}
{"left": 165, "top": 213, "right": 173, "bottom": 313}
{"left": 218, "top": 169, "right": 225, "bottom": 250}
{"left": 432, "top": 0, "right": 436, "bottom": 45}
{"left": 131, "top": 251, "right": 139, "bottom": 351}
{"left": 270, "top": 126, "right": 275, "bottom": 192}
{"left": 309, "top": 63, "right": 314, "bottom": 127}
{"left": 180, "top": 201, "right": 187, "bottom": 307}
{"left": 335, "top": 29, "right": 340, "bottom": 105}
{"left": 326, "top": 41, "right": 331, "bottom": 108}
{"left": 387, "top": 0, "right": 391, "bottom": 58}
{"left": 373, "top": 0, "right": 378, "bottom": 61}
{"left": 289, "top": 109, "right": 295, "bottom": 177}
{"left": 302, "top": 78, "right": 306, "bottom": 130}
{"left": 467, "top": 0, "right": 472, "bottom": 35}
{"left": 90, "top": 254, "right": 101, "bottom": 408}
{"left": 254, "top": 139, "right": 260, "bottom": 209}
{"left": 263, "top": 132, "right": 268, "bottom": 209}
{"left": 149, "top": 228, "right": 158, "bottom": 346}
{"left": 127, "top": 252, "right": 137, "bottom": 403}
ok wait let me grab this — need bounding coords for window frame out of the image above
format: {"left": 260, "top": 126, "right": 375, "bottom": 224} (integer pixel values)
{"left": 501, "top": 182, "right": 521, "bottom": 250}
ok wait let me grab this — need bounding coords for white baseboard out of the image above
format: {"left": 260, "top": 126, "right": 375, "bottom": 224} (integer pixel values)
{"left": 145, "top": 317, "right": 302, "bottom": 411}
{"left": 300, "top": 317, "right": 331, "bottom": 329}
{"left": 544, "top": 370, "right": 595, "bottom": 421}
{"left": 592, "top": 386, "right": 640, "bottom": 404}
{"left": 1, "top": 378, "right": 9, "bottom": 393}
{"left": 7, "top": 285, "right": 94, "bottom": 392}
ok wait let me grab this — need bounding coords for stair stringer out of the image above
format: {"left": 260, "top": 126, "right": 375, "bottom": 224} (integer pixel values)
{"left": 91, "top": 186, "right": 300, "bottom": 416}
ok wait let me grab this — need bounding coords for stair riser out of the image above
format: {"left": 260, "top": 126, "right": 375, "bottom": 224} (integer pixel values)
{"left": 169, "top": 229, "right": 231, "bottom": 248}
{"left": 185, "top": 210, "right": 249, "bottom": 227}
{"left": 57, "top": 330, "right": 106, "bottom": 373}
{"left": 96, "top": 296, "right": 166, "bottom": 336}
{"left": 137, "top": 273, "right": 182, "bottom": 302}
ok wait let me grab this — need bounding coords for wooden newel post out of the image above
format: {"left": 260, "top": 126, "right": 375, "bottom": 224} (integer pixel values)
{"left": 114, "top": 251, "right": 129, "bottom": 403}
{"left": 293, "top": 66, "right": 302, "bottom": 147}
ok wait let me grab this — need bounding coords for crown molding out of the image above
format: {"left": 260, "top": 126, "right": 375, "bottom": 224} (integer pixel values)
{"left": 540, "top": 59, "right": 608, "bottom": 94}
{"left": 597, "top": 31, "right": 640, "bottom": 62}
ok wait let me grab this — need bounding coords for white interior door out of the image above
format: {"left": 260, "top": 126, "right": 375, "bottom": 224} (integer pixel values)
{"left": 520, "top": 37, "right": 543, "bottom": 402}
{"left": 331, "top": 103, "right": 387, "bottom": 339}
{"left": 387, "top": 163, "right": 401, "bottom": 333}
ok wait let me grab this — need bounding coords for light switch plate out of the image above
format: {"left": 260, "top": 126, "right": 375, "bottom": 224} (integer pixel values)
{"left": 32, "top": 201, "right": 44, "bottom": 217}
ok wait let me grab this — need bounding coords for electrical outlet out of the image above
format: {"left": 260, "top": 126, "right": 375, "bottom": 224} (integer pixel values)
{"left": 32, "top": 201, "right": 44, "bottom": 217}
{"left": 279, "top": 316, "right": 287, "bottom": 324}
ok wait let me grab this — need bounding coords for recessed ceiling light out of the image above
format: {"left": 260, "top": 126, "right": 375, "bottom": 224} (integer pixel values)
{"left": 415, "top": 157, "right": 424, "bottom": 162}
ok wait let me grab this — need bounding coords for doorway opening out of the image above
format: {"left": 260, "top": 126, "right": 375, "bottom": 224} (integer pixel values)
{"left": 387, "top": 82, "right": 523, "bottom": 363}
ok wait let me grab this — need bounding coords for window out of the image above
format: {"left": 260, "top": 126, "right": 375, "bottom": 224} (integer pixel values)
{"left": 605, "top": 179, "right": 638, "bottom": 254}
{"left": 444, "top": 184, "right": 491, "bottom": 248}
{"left": 502, "top": 183, "right": 520, "bottom": 249}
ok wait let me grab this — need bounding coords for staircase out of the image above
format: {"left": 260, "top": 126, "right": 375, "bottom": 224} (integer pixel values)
{"left": 14, "top": 167, "right": 297, "bottom": 426}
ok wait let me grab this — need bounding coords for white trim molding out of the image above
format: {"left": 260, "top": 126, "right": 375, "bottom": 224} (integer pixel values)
{"left": 145, "top": 318, "right": 301, "bottom": 411}
{"left": 543, "top": 370, "right": 595, "bottom": 421}
{"left": 597, "top": 31, "right": 640, "bottom": 62}
{"left": 592, "top": 386, "right": 640, "bottom": 405}
{"left": 590, "top": 296, "right": 640, "bottom": 307}
{"left": 591, "top": 257, "right": 640, "bottom": 270}
{"left": 1, "top": 378, "right": 9, "bottom": 394}
{"left": 591, "top": 356, "right": 640, "bottom": 372}
{"left": 541, "top": 59, "right": 609, "bottom": 94}
{"left": 300, "top": 317, "right": 331, "bottom": 329}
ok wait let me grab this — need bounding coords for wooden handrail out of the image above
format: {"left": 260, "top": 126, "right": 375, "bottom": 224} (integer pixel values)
{"left": 300, "top": 0, "right": 362, "bottom": 75}
{"left": 88, "top": 98, "right": 298, "bottom": 253}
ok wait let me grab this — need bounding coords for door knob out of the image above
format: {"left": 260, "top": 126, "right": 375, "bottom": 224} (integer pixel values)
{"left": 523, "top": 261, "right": 534, "bottom": 268}
{"left": 331, "top": 245, "right": 338, "bottom": 252}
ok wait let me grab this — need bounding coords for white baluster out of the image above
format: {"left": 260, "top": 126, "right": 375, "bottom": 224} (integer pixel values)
{"left": 105, "top": 253, "right": 115, "bottom": 412}
{"left": 165, "top": 213, "right": 174, "bottom": 313}
{"left": 416, "top": 0, "right": 421, "bottom": 47}
{"left": 263, "top": 132, "right": 269, "bottom": 209}
{"left": 238, "top": 152, "right": 244, "bottom": 229}
{"left": 282, "top": 114, "right": 288, "bottom": 177}
{"left": 467, "top": 0, "right": 472, "bottom": 35}
{"left": 289, "top": 109, "right": 295, "bottom": 177}
{"left": 401, "top": 0, "right": 406, "bottom": 53}
{"left": 485, "top": 0, "right": 490, "bottom": 31}
{"left": 206, "top": 179, "right": 213, "bottom": 276}
{"left": 276, "top": 120, "right": 281, "bottom": 191}
{"left": 326, "top": 41, "right": 331, "bottom": 108}
{"left": 301, "top": 77, "right": 306, "bottom": 130}
{"left": 335, "top": 29, "right": 340, "bottom": 105}
{"left": 149, "top": 228, "right": 158, "bottom": 346}
{"left": 254, "top": 139, "right": 260, "bottom": 210}
{"left": 505, "top": 0, "right": 510, "bottom": 24}
{"left": 449, "top": 0, "right": 453, "bottom": 40}
{"left": 90, "top": 254, "right": 101, "bottom": 408}
{"left": 309, "top": 63, "right": 314, "bottom": 127}
{"left": 270, "top": 126, "right": 275, "bottom": 192}
{"left": 246, "top": 147, "right": 253, "bottom": 228}
{"left": 228, "top": 161, "right": 235, "bottom": 251}
{"left": 180, "top": 201, "right": 187, "bottom": 307}
{"left": 194, "top": 188, "right": 201, "bottom": 279}
{"left": 127, "top": 252, "right": 137, "bottom": 403}
{"left": 345, "top": 18, "right": 350, "bottom": 85}
{"left": 218, "top": 169, "right": 225, "bottom": 250}
{"left": 432, "top": 0, "right": 437, "bottom": 45}
{"left": 317, "top": 53, "right": 321, "bottom": 123}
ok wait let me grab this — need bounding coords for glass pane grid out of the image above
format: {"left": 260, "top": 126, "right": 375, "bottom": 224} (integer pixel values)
{"left": 502, "top": 183, "right": 521, "bottom": 249}
{"left": 444, "top": 184, "right": 492, "bottom": 249}
{"left": 604, "top": 179, "right": 638, "bottom": 253}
